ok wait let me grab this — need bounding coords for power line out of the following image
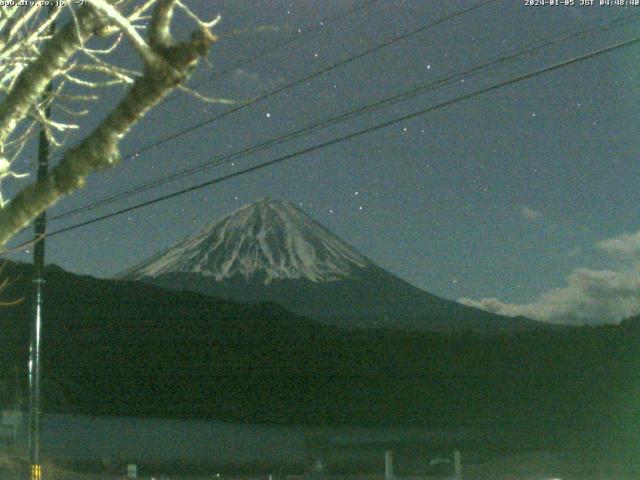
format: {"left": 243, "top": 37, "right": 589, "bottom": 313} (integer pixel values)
{"left": 50, "top": 11, "right": 640, "bottom": 221}
{"left": 93, "top": 0, "right": 499, "bottom": 162}
{"left": 46, "top": 34, "right": 640, "bottom": 239}
{"left": 160, "top": 0, "right": 382, "bottom": 108}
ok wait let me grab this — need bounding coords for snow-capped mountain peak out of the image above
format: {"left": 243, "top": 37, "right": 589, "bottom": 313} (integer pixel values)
{"left": 121, "top": 198, "right": 372, "bottom": 283}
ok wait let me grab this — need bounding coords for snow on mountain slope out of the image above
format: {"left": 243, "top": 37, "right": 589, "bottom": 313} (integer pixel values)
{"left": 119, "top": 198, "right": 545, "bottom": 332}
{"left": 121, "top": 198, "right": 373, "bottom": 283}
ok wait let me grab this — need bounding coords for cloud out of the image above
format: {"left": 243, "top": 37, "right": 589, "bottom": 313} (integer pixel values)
{"left": 232, "top": 68, "right": 259, "bottom": 82}
{"left": 519, "top": 206, "right": 541, "bottom": 220}
{"left": 229, "top": 69, "right": 287, "bottom": 98}
{"left": 597, "top": 230, "right": 640, "bottom": 260}
{"left": 568, "top": 246, "right": 582, "bottom": 257}
{"left": 231, "top": 68, "right": 262, "bottom": 93}
{"left": 459, "top": 229, "right": 640, "bottom": 325}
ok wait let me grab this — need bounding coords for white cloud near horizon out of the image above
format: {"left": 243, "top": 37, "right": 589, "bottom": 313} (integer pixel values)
{"left": 459, "top": 228, "right": 640, "bottom": 325}
{"left": 597, "top": 230, "right": 640, "bottom": 261}
{"left": 520, "top": 206, "right": 542, "bottom": 220}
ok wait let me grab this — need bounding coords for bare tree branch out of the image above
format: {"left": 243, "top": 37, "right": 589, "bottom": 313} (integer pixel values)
{"left": 0, "top": 266, "right": 23, "bottom": 306}
{"left": 149, "top": 0, "right": 176, "bottom": 49}
{"left": 0, "top": 6, "right": 100, "bottom": 148}
{"left": 0, "top": 1, "right": 218, "bottom": 246}
{"left": 88, "top": 0, "right": 164, "bottom": 67}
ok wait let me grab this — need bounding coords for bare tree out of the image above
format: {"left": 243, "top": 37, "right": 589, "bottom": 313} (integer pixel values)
{"left": 0, "top": 0, "right": 220, "bottom": 247}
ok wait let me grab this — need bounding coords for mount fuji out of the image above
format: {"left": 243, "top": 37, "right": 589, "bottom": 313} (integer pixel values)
{"left": 120, "top": 198, "right": 540, "bottom": 332}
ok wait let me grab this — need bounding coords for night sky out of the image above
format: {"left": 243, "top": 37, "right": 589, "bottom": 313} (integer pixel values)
{"left": 5, "top": 0, "right": 640, "bottom": 324}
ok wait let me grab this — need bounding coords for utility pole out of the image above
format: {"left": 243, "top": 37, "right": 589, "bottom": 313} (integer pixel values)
{"left": 29, "top": 8, "right": 55, "bottom": 480}
{"left": 28, "top": 95, "right": 50, "bottom": 480}
{"left": 384, "top": 450, "right": 394, "bottom": 480}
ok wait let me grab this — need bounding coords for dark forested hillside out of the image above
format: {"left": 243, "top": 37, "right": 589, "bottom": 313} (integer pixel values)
{"left": 1, "top": 261, "right": 638, "bottom": 459}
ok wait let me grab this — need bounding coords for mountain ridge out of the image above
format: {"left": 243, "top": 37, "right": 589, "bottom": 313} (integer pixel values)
{"left": 120, "top": 198, "right": 372, "bottom": 283}
{"left": 120, "top": 198, "right": 544, "bottom": 332}
{"left": 1, "top": 259, "right": 635, "bottom": 462}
